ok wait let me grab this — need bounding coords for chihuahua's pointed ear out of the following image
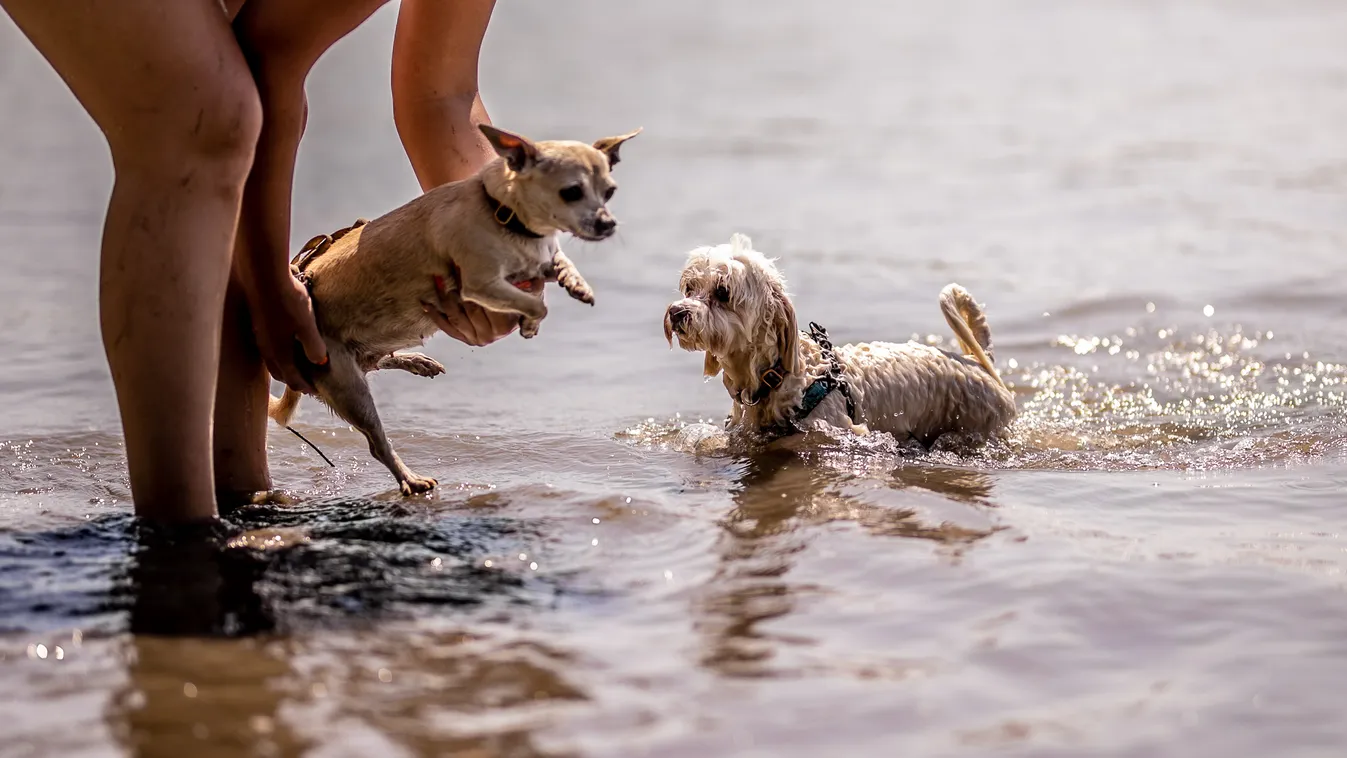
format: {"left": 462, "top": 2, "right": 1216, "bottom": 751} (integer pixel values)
{"left": 479, "top": 125, "right": 539, "bottom": 171}
{"left": 703, "top": 352, "right": 722, "bottom": 377}
{"left": 592, "top": 127, "right": 642, "bottom": 169}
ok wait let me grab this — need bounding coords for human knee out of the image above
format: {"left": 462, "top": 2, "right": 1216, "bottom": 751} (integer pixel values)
{"left": 196, "top": 78, "right": 264, "bottom": 169}
{"left": 175, "top": 78, "right": 262, "bottom": 176}
{"left": 113, "top": 75, "right": 262, "bottom": 182}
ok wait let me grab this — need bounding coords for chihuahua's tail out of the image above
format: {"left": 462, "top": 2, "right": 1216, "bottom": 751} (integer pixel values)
{"left": 939, "top": 283, "right": 1008, "bottom": 391}
{"left": 268, "top": 388, "right": 302, "bottom": 427}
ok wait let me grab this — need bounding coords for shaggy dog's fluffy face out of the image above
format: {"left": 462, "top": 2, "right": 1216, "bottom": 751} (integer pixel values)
{"left": 663, "top": 234, "right": 799, "bottom": 380}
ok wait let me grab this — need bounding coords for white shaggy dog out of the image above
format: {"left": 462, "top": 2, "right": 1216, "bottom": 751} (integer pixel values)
{"left": 662, "top": 234, "right": 1016, "bottom": 445}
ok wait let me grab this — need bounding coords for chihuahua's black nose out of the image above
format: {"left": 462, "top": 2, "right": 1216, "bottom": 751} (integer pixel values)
{"left": 593, "top": 216, "right": 617, "bottom": 236}
{"left": 668, "top": 303, "right": 690, "bottom": 329}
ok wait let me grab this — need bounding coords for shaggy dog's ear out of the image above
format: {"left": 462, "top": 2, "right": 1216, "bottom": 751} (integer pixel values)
{"left": 703, "top": 353, "right": 722, "bottom": 377}
{"left": 727, "top": 233, "right": 800, "bottom": 376}
{"left": 773, "top": 285, "right": 801, "bottom": 375}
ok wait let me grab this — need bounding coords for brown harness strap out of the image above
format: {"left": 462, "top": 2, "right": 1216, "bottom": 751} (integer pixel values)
{"left": 291, "top": 217, "right": 370, "bottom": 276}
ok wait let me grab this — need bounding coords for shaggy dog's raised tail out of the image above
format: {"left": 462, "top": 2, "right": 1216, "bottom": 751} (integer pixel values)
{"left": 939, "top": 283, "right": 1007, "bottom": 391}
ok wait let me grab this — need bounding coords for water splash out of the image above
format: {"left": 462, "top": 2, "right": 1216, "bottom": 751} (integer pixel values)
{"left": 627, "top": 325, "right": 1347, "bottom": 473}
{"left": 996, "top": 324, "right": 1347, "bottom": 470}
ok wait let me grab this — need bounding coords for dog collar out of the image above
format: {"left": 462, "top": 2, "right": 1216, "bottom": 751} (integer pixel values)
{"left": 481, "top": 184, "right": 544, "bottom": 239}
{"left": 738, "top": 358, "right": 788, "bottom": 407}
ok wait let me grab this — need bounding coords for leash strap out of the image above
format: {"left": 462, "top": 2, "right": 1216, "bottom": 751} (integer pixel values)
{"left": 284, "top": 425, "right": 335, "bottom": 468}
{"left": 807, "top": 322, "right": 859, "bottom": 424}
{"left": 754, "top": 322, "right": 863, "bottom": 438}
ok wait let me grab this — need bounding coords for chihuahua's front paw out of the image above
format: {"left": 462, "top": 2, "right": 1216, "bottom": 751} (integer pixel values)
{"left": 399, "top": 473, "right": 438, "bottom": 496}
{"left": 557, "top": 268, "right": 595, "bottom": 306}
{"left": 548, "top": 250, "right": 595, "bottom": 305}
{"left": 519, "top": 317, "right": 541, "bottom": 339}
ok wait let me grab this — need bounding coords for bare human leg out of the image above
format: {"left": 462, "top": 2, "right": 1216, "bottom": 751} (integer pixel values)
{"left": 211, "top": 0, "right": 272, "bottom": 507}
{"left": 1, "top": 0, "right": 263, "bottom": 522}
{"left": 214, "top": 272, "right": 274, "bottom": 503}
{"left": 214, "top": 0, "right": 389, "bottom": 504}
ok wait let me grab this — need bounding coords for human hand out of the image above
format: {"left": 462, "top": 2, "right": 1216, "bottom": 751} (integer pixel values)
{"left": 422, "top": 273, "right": 545, "bottom": 347}
{"left": 243, "top": 264, "right": 328, "bottom": 394}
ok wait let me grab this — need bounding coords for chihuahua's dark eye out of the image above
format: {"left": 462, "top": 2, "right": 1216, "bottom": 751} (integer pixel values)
{"left": 714, "top": 285, "right": 730, "bottom": 303}
{"left": 603, "top": 186, "right": 616, "bottom": 201}
{"left": 559, "top": 185, "right": 584, "bottom": 203}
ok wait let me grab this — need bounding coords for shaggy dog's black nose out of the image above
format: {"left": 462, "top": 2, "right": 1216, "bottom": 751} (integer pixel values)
{"left": 668, "top": 304, "right": 691, "bottom": 329}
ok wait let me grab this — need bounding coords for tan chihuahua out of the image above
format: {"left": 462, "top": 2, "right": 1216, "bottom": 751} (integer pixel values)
{"left": 269, "top": 124, "right": 641, "bottom": 495}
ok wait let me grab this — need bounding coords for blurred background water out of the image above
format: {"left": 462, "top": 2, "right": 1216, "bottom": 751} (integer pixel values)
{"left": 3, "top": 1, "right": 1347, "bottom": 755}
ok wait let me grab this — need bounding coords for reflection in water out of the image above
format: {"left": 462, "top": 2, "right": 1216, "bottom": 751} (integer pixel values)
{"left": 888, "top": 463, "right": 996, "bottom": 506}
{"left": 101, "top": 522, "right": 301, "bottom": 756}
{"left": 695, "top": 446, "right": 998, "bottom": 677}
{"left": 120, "top": 521, "right": 275, "bottom": 638}
{"left": 1, "top": 500, "right": 585, "bottom": 756}
{"left": 302, "top": 632, "right": 586, "bottom": 757}
{"left": 109, "top": 635, "right": 307, "bottom": 757}
{"left": 696, "top": 451, "right": 815, "bottom": 677}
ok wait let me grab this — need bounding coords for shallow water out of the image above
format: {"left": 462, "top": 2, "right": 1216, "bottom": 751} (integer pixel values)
{"left": 3, "top": 0, "right": 1347, "bottom": 755}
